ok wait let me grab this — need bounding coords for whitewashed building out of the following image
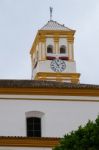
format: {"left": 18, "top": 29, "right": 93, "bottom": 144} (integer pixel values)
{"left": 0, "top": 19, "right": 99, "bottom": 150}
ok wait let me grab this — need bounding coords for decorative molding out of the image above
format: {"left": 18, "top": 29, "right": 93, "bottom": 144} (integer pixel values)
{"left": 35, "top": 72, "right": 80, "bottom": 83}
{"left": 39, "top": 30, "right": 75, "bottom": 35}
{"left": 0, "top": 136, "right": 60, "bottom": 147}
{"left": 0, "top": 97, "right": 99, "bottom": 102}
{"left": 54, "top": 37, "right": 59, "bottom": 43}
{"left": 1, "top": 85, "right": 99, "bottom": 97}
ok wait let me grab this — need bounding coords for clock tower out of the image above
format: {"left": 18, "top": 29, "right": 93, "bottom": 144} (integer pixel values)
{"left": 30, "top": 20, "right": 80, "bottom": 83}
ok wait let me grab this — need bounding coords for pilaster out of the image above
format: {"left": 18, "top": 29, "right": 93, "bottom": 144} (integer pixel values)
{"left": 39, "top": 37, "right": 46, "bottom": 60}
{"left": 54, "top": 37, "right": 59, "bottom": 54}
{"left": 67, "top": 36, "right": 74, "bottom": 61}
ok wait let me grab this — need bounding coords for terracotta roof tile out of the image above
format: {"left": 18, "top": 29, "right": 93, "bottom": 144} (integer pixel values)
{"left": 0, "top": 79, "right": 99, "bottom": 89}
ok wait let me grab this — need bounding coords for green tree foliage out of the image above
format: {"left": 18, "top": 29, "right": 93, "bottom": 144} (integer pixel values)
{"left": 54, "top": 116, "right": 99, "bottom": 150}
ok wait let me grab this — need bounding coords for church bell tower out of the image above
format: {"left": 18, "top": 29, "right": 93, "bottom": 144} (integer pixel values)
{"left": 30, "top": 13, "right": 80, "bottom": 83}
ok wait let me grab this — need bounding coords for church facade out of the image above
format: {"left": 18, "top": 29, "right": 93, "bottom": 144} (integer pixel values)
{"left": 0, "top": 19, "right": 99, "bottom": 150}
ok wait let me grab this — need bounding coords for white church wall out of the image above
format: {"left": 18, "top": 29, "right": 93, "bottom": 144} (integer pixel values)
{"left": 33, "top": 60, "right": 76, "bottom": 77}
{"left": 68, "top": 43, "right": 74, "bottom": 60}
{"left": 0, "top": 94, "right": 99, "bottom": 137}
{"left": 59, "top": 38, "right": 68, "bottom": 56}
{"left": 59, "top": 38, "right": 67, "bottom": 46}
{"left": 46, "top": 38, "right": 54, "bottom": 49}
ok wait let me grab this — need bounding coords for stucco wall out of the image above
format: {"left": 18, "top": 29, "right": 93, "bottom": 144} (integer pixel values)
{"left": 0, "top": 95, "right": 99, "bottom": 137}
{"left": 33, "top": 60, "right": 76, "bottom": 78}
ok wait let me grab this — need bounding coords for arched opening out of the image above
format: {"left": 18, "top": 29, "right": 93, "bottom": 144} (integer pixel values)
{"left": 27, "top": 117, "right": 41, "bottom": 137}
{"left": 26, "top": 111, "right": 44, "bottom": 137}
{"left": 47, "top": 45, "right": 53, "bottom": 53}
{"left": 60, "top": 45, "right": 66, "bottom": 54}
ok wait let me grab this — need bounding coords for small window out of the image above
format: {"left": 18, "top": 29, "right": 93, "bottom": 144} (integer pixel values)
{"left": 27, "top": 117, "right": 41, "bottom": 137}
{"left": 47, "top": 45, "right": 53, "bottom": 53}
{"left": 60, "top": 45, "right": 66, "bottom": 54}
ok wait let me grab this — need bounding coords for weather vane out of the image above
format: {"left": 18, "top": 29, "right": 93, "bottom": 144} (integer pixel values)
{"left": 50, "top": 7, "right": 53, "bottom": 20}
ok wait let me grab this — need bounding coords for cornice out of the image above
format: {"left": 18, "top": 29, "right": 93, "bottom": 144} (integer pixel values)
{"left": 35, "top": 72, "right": 80, "bottom": 83}
{"left": 39, "top": 30, "right": 75, "bottom": 35}
{"left": 0, "top": 87, "right": 99, "bottom": 97}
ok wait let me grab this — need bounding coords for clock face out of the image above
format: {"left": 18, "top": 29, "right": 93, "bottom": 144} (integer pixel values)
{"left": 50, "top": 59, "right": 66, "bottom": 72}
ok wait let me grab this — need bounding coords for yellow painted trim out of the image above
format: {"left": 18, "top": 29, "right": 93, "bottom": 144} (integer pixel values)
{"left": 57, "top": 38, "right": 59, "bottom": 54}
{"left": 45, "top": 39, "right": 46, "bottom": 60}
{"left": 54, "top": 40, "right": 56, "bottom": 54}
{"left": 30, "top": 32, "right": 39, "bottom": 55}
{"left": 35, "top": 72, "right": 80, "bottom": 77}
{"left": 67, "top": 40, "right": 70, "bottom": 60}
{"left": 54, "top": 37, "right": 59, "bottom": 54}
{"left": 40, "top": 38, "right": 46, "bottom": 60}
{"left": 0, "top": 86, "right": 99, "bottom": 97}
{"left": 67, "top": 38, "right": 74, "bottom": 43}
{"left": 30, "top": 30, "right": 75, "bottom": 55}
{"left": 39, "top": 58, "right": 46, "bottom": 61}
{"left": 68, "top": 42, "right": 74, "bottom": 61}
{"left": 0, "top": 137, "right": 59, "bottom": 148}
{"left": 71, "top": 43, "right": 74, "bottom": 61}
{"left": 41, "top": 42, "right": 43, "bottom": 60}
{"left": 35, "top": 72, "right": 80, "bottom": 83}
{"left": 39, "top": 30, "right": 75, "bottom": 35}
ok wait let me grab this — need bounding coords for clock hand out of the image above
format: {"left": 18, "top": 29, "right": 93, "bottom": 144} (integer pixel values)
{"left": 55, "top": 61, "right": 60, "bottom": 67}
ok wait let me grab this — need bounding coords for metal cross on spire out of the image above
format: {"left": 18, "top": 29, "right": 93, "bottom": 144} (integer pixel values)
{"left": 50, "top": 7, "right": 53, "bottom": 20}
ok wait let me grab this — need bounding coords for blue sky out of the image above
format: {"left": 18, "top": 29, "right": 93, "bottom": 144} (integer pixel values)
{"left": 0, "top": 0, "right": 99, "bottom": 84}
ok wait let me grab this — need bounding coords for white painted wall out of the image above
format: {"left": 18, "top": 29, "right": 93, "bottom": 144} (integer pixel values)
{"left": 33, "top": 60, "right": 76, "bottom": 78}
{"left": 0, "top": 94, "right": 99, "bottom": 137}
{"left": 46, "top": 37, "right": 68, "bottom": 55}
{"left": 69, "top": 43, "right": 73, "bottom": 60}
{"left": 59, "top": 38, "right": 68, "bottom": 56}
{"left": 59, "top": 38, "right": 67, "bottom": 47}
{"left": 46, "top": 38, "right": 54, "bottom": 49}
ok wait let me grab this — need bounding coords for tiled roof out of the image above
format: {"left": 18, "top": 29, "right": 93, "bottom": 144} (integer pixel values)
{"left": 40, "top": 20, "right": 73, "bottom": 31}
{"left": 0, "top": 79, "right": 99, "bottom": 89}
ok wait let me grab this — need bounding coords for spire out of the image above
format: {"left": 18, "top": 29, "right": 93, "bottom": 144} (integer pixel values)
{"left": 50, "top": 7, "right": 53, "bottom": 20}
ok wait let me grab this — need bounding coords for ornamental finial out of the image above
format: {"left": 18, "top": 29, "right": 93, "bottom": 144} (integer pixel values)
{"left": 50, "top": 7, "right": 53, "bottom": 20}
